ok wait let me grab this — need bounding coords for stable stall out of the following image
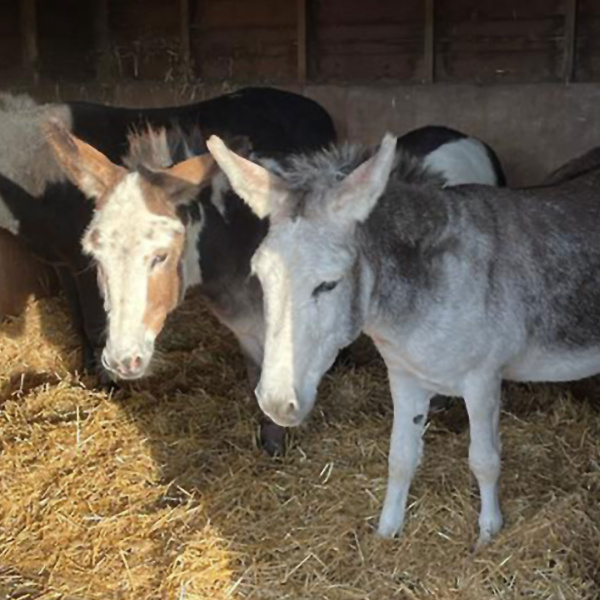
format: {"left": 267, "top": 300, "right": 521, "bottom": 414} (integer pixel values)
{"left": 0, "top": 2, "right": 599, "bottom": 599}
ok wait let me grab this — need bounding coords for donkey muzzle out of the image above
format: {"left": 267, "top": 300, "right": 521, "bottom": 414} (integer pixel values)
{"left": 101, "top": 347, "right": 148, "bottom": 380}
{"left": 255, "top": 385, "right": 304, "bottom": 427}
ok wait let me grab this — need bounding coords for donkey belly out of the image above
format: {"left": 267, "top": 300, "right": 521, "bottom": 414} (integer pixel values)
{"left": 503, "top": 346, "right": 600, "bottom": 382}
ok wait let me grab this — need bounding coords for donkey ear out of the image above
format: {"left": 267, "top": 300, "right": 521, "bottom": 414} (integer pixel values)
{"left": 330, "top": 133, "right": 397, "bottom": 223}
{"left": 44, "top": 119, "right": 126, "bottom": 203}
{"left": 206, "top": 135, "right": 286, "bottom": 219}
{"left": 137, "top": 165, "right": 202, "bottom": 207}
{"left": 165, "top": 154, "right": 216, "bottom": 186}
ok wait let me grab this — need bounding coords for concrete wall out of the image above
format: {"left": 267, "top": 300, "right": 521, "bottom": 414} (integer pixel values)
{"left": 10, "top": 81, "right": 600, "bottom": 186}
{"left": 305, "top": 83, "right": 600, "bottom": 186}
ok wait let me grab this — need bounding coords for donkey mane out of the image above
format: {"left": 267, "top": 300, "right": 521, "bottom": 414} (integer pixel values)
{"left": 263, "top": 143, "right": 371, "bottom": 192}
{"left": 262, "top": 141, "right": 445, "bottom": 216}
{"left": 123, "top": 124, "right": 207, "bottom": 170}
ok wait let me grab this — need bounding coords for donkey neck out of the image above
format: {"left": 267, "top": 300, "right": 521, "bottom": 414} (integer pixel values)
{"left": 357, "top": 181, "right": 454, "bottom": 333}
{"left": 181, "top": 184, "right": 268, "bottom": 320}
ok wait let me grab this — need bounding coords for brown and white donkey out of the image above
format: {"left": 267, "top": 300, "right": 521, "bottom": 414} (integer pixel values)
{"left": 45, "top": 122, "right": 290, "bottom": 452}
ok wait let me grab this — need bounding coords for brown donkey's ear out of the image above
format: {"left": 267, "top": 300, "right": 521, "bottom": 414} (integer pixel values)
{"left": 45, "top": 119, "right": 126, "bottom": 205}
{"left": 165, "top": 154, "right": 217, "bottom": 186}
{"left": 136, "top": 154, "right": 216, "bottom": 208}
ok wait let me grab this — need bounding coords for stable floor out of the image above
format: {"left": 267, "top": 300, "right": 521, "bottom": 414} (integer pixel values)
{"left": 0, "top": 291, "right": 599, "bottom": 600}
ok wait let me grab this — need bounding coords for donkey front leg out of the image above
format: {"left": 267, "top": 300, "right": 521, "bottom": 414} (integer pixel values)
{"left": 463, "top": 375, "right": 503, "bottom": 549}
{"left": 378, "top": 372, "right": 432, "bottom": 538}
{"left": 237, "top": 334, "right": 286, "bottom": 456}
{"left": 72, "top": 263, "right": 112, "bottom": 386}
{"left": 57, "top": 266, "right": 94, "bottom": 369}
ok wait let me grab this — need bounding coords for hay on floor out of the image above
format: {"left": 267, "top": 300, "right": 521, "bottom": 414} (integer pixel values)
{"left": 0, "top": 292, "right": 599, "bottom": 600}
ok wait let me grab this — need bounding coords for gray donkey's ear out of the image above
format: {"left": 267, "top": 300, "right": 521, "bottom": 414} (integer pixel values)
{"left": 330, "top": 133, "right": 397, "bottom": 223}
{"left": 206, "top": 135, "right": 287, "bottom": 219}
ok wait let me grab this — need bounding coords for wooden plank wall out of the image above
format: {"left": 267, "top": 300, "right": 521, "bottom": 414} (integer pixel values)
{"left": 0, "top": 0, "right": 598, "bottom": 85}
{"left": 576, "top": 0, "right": 600, "bottom": 80}
{"left": 192, "top": 0, "right": 296, "bottom": 81}
{"left": 0, "top": 1, "right": 23, "bottom": 79}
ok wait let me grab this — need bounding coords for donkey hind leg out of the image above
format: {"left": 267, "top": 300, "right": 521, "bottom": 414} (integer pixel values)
{"left": 237, "top": 336, "right": 287, "bottom": 457}
{"left": 378, "top": 372, "right": 433, "bottom": 538}
{"left": 464, "top": 374, "right": 503, "bottom": 550}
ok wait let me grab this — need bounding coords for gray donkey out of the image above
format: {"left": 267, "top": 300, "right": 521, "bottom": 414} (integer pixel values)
{"left": 206, "top": 132, "right": 600, "bottom": 548}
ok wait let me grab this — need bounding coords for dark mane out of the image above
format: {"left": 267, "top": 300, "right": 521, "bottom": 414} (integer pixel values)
{"left": 392, "top": 148, "right": 447, "bottom": 186}
{"left": 257, "top": 141, "right": 446, "bottom": 217}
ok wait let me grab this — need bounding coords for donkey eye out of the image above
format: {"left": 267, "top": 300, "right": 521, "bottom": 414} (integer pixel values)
{"left": 312, "top": 280, "right": 339, "bottom": 297}
{"left": 151, "top": 253, "right": 168, "bottom": 268}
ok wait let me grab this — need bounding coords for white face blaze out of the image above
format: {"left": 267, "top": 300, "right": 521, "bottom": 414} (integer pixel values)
{"left": 253, "top": 220, "right": 361, "bottom": 425}
{"left": 82, "top": 173, "right": 186, "bottom": 379}
{"left": 45, "top": 121, "right": 216, "bottom": 381}
{"left": 251, "top": 219, "right": 360, "bottom": 426}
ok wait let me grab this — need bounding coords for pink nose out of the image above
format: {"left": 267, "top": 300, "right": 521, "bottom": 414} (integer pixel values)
{"left": 102, "top": 351, "right": 145, "bottom": 380}
{"left": 119, "top": 355, "right": 143, "bottom": 377}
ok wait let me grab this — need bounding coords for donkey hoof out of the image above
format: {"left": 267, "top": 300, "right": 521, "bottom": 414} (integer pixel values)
{"left": 473, "top": 518, "right": 503, "bottom": 553}
{"left": 473, "top": 533, "right": 493, "bottom": 553}
{"left": 259, "top": 421, "right": 287, "bottom": 456}
{"left": 377, "top": 517, "right": 403, "bottom": 539}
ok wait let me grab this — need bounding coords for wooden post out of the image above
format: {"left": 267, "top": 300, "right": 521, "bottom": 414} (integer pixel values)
{"left": 563, "top": 0, "right": 577, "bottom": 83}
{"left": 20, "top": 0, "right": 39, "bottom": 83}
{"left": 180, "top": 0, "right": 193, "bottom": 79}
{"left": 424, "top": 0, "right": 435, "bottom": 83}
{"left": 297, "top": 0, "right": 307, "bottom": 83}
{"left": 93, "top": 0, "right": 112, "bottom": 81}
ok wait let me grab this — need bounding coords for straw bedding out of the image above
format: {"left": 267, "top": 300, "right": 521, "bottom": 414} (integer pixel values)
{"left": 0, "top": 291, "right": 599, "bottom": 600}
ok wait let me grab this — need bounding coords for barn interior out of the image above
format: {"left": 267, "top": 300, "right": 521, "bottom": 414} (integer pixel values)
{"left": 1, "top": 1, "right": 600, "bottom": 599}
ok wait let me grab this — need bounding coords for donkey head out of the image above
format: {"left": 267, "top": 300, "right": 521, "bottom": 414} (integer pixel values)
{"left": 46, "top": 121, "right": 215, "bottom": 380}
{"left": 207, "top": 134, "right": 397, "bottom": 426}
